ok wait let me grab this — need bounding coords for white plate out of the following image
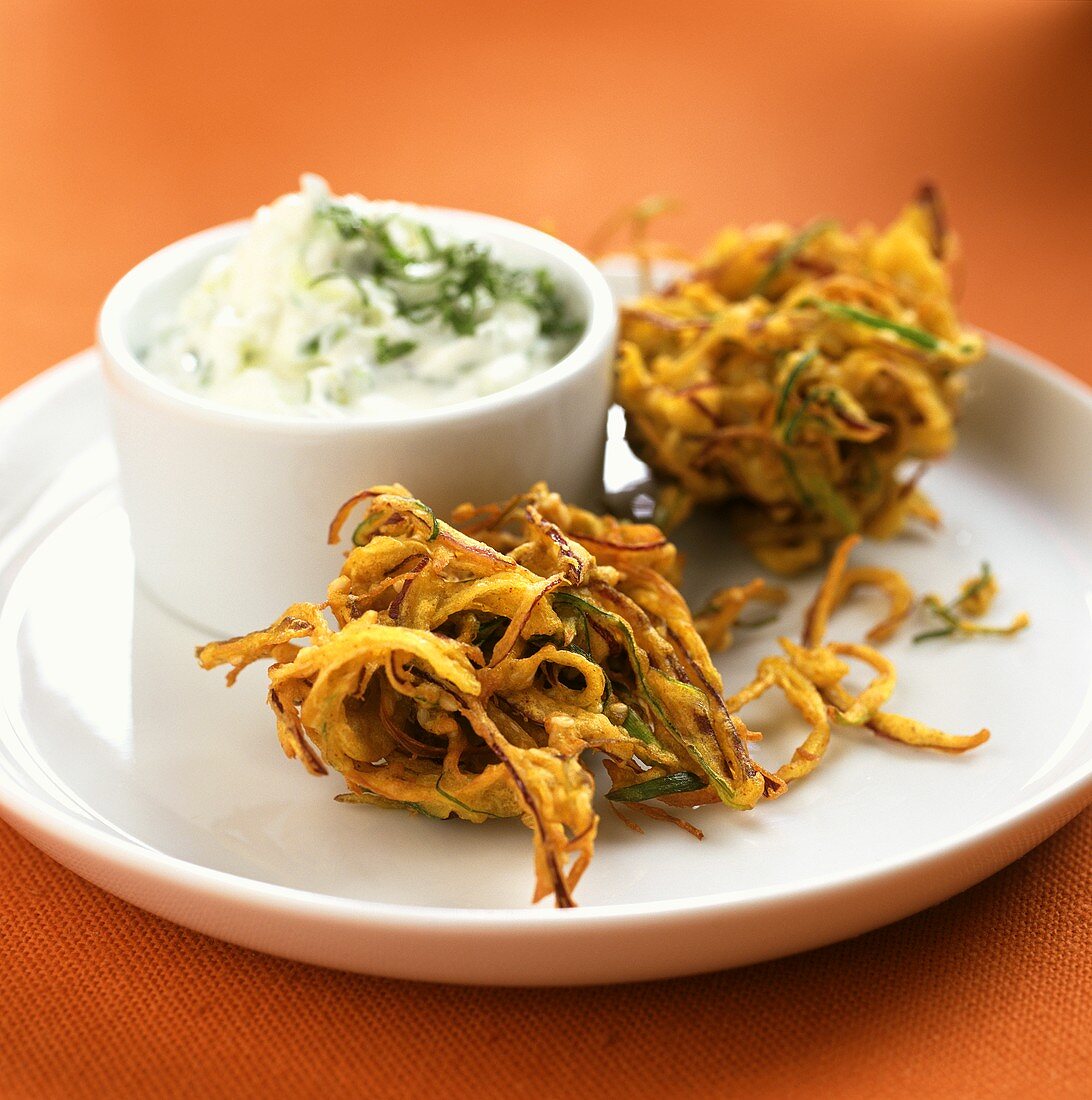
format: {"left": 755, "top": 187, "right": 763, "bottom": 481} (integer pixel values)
{"left": 1, "top": 337, "right": 1090, "bottom": 986}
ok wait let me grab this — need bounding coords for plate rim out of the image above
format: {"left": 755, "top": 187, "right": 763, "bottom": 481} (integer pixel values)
{"left": 0, "top": 343, "right": 1091, "bottom": 933}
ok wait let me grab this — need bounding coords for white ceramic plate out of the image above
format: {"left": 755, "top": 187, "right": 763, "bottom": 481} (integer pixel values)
{"left": 1, "top": 333, "right": 1090, "bottom": 986}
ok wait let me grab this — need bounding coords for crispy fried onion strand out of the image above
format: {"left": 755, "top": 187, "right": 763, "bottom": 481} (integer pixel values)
{"left": 726, "top": 536, "right": 989, "bottom": 778}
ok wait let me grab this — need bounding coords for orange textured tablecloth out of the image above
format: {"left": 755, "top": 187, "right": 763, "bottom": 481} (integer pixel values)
{"left": 1, "top": 2, "right": 1090, "bottom": 1097}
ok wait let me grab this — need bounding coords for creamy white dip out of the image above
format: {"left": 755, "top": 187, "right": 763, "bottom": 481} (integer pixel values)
{"left": 142, "top": 176, "right": 582, "bottom": 418}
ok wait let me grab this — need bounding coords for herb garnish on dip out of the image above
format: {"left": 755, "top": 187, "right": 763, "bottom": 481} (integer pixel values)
{"left": 143, "top": 176, "right": 583, "bottom": 417}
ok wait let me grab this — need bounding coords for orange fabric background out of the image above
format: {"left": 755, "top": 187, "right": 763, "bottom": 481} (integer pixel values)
{"left": 1, "top": 1, "right": 1090, "bottom": 1097}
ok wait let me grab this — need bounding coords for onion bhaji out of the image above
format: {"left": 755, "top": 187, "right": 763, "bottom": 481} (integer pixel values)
{"left": 614, "top": 187, "right": 985, "bottom": 573}
{"left": 197, "top": 485, "right": 989, "bottom": 907}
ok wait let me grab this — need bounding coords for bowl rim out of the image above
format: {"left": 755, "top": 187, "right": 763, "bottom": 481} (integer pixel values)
{"left": 97, "top": 205, "right": 618, "bottom": 434}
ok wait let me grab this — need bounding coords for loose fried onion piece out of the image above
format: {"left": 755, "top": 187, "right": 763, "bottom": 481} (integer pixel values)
{"left": 721, "top": 534, "right": 994, "bottom": 783}
{"left": 198, "top": 493, "right": 1007, "bottom": 906}
{"left": 800, "top": 536, "right": 913, "bottom": 645}
{"left": 694, "top": 578, "right": 789, "bottom": 652}
{"left": 613, "top": 190, "right": 985, "bottom": 572}
{"left": 585, "top": 195, "right": 689, "bottom": 295}
{"left": 833, "top": 566, "right": 915, "bottom": 643}
{"left": 913, "top": 562, "right": 1030, "bottom": 643}
{"left": 723, "top": 655, "right": 830, "bottom": 786}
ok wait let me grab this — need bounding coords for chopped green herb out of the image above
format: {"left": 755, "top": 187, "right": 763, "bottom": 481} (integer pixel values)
{"left": 914, "top": 562, "right": 1004, "bottom": 643}
{"left": 958, "top": 562, "right": 994, "bottom": 606}
{"left": 753, "top": 219, "right": 837, "bottom": 297}
{"left": 474, "top": 617, "right": 509, "bottom": 652}
{"left": 434, "top": 776, "right": 504, "bottom": 818}
{"left": 778, "top": 450, "right": 811, "bottom": 505}
{"left": 375, "top": 336, "right": 418, "bottom": 364}
{"left": 779, "top": 451, "right": 858, "bottom": 533}
{"left": 299, "top": 332, "right": 323, "bottom": 357}
{"left": 239, "top": 342, "right": 264, "bottom": 368}
{"left": 911, "top": 626, "right": 959, "bottom": 644}
{"left": 406, "top": 801, "right": 445, "bottom": 819}
{"left": 781, "top": 391, "right": 820, "bottom": 444}
{"left": 607, "top": 771, "right": 706, "bottom": 803}
{"left": 621, "top": 705, "right": 655, "bottom": 745}
{"left": 352, "top": 513, "right": 386, "bottom": 546}
{"left": 801, "top": 470, "right": 859, "bottom": 533}
{"left": 562, "top": 604, "right": 593, "bottom": 660}
{"left": 799, "top": 298, "right": 939, "bottom": 351}
{"left": 410, "top": 498, "right": 440, "bottom": 541}
{"left": 299, "top": 322, "right": 347, "bottom": 359}
{"left": 315, "top": 202, "right": 581, "bottom": 339}
{"left": 782, "top": 384, "right": 874, "bottom": 445}
{"left": 774, "top": 349, "right": 819, "bottom": 425}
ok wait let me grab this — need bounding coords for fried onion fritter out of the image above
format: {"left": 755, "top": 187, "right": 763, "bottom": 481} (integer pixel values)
{"left": 199, "top": 484, "right": 771, "bottom": 907}
{"left": 198, "top": 485, "right": 995, "bottom": 907}
{"left": 613, "top": 188, "right": 984, "bottom": 572}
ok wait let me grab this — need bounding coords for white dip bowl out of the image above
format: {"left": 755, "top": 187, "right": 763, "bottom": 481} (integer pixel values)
{"left": 99, "top": 210, "right": 616, "bottom": 636}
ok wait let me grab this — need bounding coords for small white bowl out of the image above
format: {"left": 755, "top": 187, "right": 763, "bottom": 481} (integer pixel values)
{"left": 99, "top": 209, "right": 617, "bottom": 636}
